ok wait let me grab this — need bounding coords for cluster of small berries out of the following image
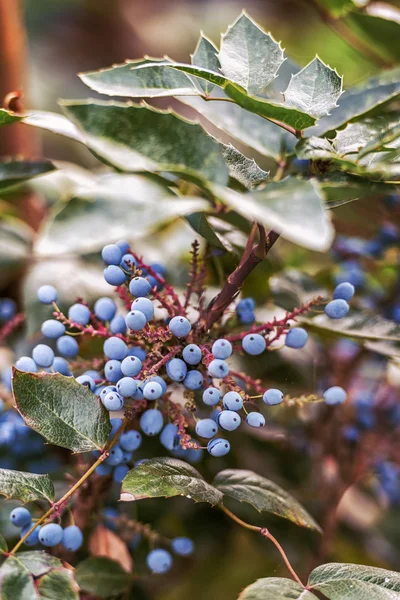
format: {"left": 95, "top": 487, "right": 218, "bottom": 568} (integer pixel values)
{"left": 10, "top": 506, "right": 83, "bottom": 550}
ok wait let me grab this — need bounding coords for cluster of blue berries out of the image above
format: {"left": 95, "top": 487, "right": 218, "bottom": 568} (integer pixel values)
{"left": 146, "top": 537, "right": 194, "bottom": 574}
{"left": 236, "top": 297, "right": 256, "bottom": 324}
{"left": 324, "top": 282, "right": 355, "bottom": 320}
{"left": 10, "top": 506, "right": 83, "bottom": 550}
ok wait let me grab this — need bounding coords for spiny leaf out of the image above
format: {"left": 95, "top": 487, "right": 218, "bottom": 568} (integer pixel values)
{"left": 218, "top": 12, "right": 284, "bottom": 95}
{"left": 238, "top": 577, "right": 318, "bottom": 600}
{"left": 284, "top": 57, "right": 343, "bottom": 119}
{"left": 12, "top": 370, "right": 111, "bottom": 453}
{"left": 191, "top": 34, "right": 221, "bottom": 95}
{"left": 320, "top": 173, "right": 397, "bottom": 207}
{"left": 0, "top": 469, "right": 54, "bottom": 504}
{"left": 23, "top": 110, "right": 84, "bottom": 143}
{"left": 213, "top": 469, "right": 321, "bottom": 531}
{"left": 0, "top": 109, "right": 22, "bottom": 127}
{"left": 37, "top": 569, "right": 79, "bottom": 600}
{"left": 75, "top": 557, "right": 132, "bottom": 599}
{"left": 308, "top": 563, "right": 400, "bottom": 599}
{"left": 0, "top": 556, "right": 38, "bottom": 600}
{"left": 61, "top": 99, "right": 229, "bottom": 185}
{"left": 14, "top": 552, "right": 62, "bottom": 577}
{"left": 220, "top": 143, "right": 269, "bottom": 188}
{"left": 301, "top": 312, "right": 400, "bottom": 342}
{"left": 0, "top": 160, "right": 56, "bottom": 192}
{"left": 121, "top": 457, "right": 223, "bottom": 505}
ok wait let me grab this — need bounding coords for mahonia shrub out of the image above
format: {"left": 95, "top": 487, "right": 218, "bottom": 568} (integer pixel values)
{"left": 0, "top": 8, "right": 400, "bottom": 600}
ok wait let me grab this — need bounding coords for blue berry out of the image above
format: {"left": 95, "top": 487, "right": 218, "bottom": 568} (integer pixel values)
{"left": 21, "top": 524, "right": 41, "bottom": 546}
{"left": 238, "top": 310, "right": 255, "bottom": 324}
{"left": 202, "top": 387, "right": 221, "bottom": 406}
{"left": 182, "top": 344, "right": 202, "bottom": 365}
{"left": 128, "top": 346, "right": 147, "bottom": 362}
{"left": 183, "top": 370, "right": 204, "bottom": 390}
{"left": 120, "top": 253, "right": 136, "bottom": 271}
{"left": 68, "top": 303, "right": 91, "bottom": 325}
{"left": 121, "top": 356, "right": 142, "bottom": 377}
{"left": 94, "top": 298, "right": 117, "bottom": 321}
{"left": 32, "top": 344, "right": 54, "bottom": 368}
{"left": 62, "top": 525, "right": 83, "bottom": 551}
{"left": 129, "top": 277, "right": 151, "bottom": 297}
{"left": 285, "top": 328, "right": 308, "bottom": 349}
{"left": 37, "top": 285, "right": 57, "bottom": 304}
{"left": 195, "top": 418, "right": 218, "bottom": 438}
{"left": 100, "top": 386, "right": 117, "bottom": 402}
{"left": 95, "top": 463, "right": 113, "bottom": 477}
{"left": 57, "top": 335, "right": 79, "bottom": 357}
{"left": 246, "top": 412, "right": 265, "bottom": 427}
{"left": 143, "top": 381, "right": 163, "bottom": 400}
{"left": 160, "top": 423, "right": 180, "bottom": 450}
{"left": 105, "top": 445, "right": 124, "bottom": 466}
{"left": 333, "top": 282, "right": 355, "bottom": 301}
{"left": 39, "top": 523, "right": 63, "bottom": 547}
{"left": 15, "top": 357, "right": 38, "bottom": 373}
{"left": 103, "top": 337, "right": 128, "bottom": 361}
{"left": 102, "top": 244, "right": 123, "bottom": 265}
{"left": 132, "top": 383, "right": 144, "bottom": 400}
{"left": 76, "top": 375, "right": 96, "bottom": 392}
{"left": 115, "top": 240, "right": 130, "bottom": 254}
{"left": 140, "top": 409, "right": 164, "bottom": 436}
{"left": 171, "top": 537, "right": 194, "bottom": 556}
{"left": 41, "top": 319, "right": 66, "bottom": 339}
{"left": 109, "top": 315, "right": 127, "bottom": 335}
{"left": 104, "top": 360, "right": 123, "bottom": 383}
{"left": 120, "top": 430, "right": 142, "bottom": 452}
{"left": 212, "top": 339, "right": 232, "bottom": 359}
{"left": 131, "top": 297, "right": 154, "bottom": 321}
{"left": 120, "top": 450, "right": 133, "bottom": 464}
{"left": 242, "top": 334, "right": 266, "bottom": 355}
{"left": 114, "top": 464, "right": 129, "bottom": 483}
{"left": 237, "top": 298, "right": 256, "bottom": 311}
{"left": 207, "top": 438, "right": 230, "bottom": 457}
{"left": 208, "top": 359, "right": 229, "bottom": 379}
{"left": 223, "top": 391, "right": 243, "bottom": 411}
{"left": 217, "top": 410, "right": 241, "bottom": 431}
{"left": 325, "top": 299, "right": 350, "bottom": 319}
{"left": 116, "top": 377, "right": 137, "bottom": 397}
{"left": 0, "top": 298, "right": 17, "bottom": 320}
{"left": 10, "top": 507, "right": 31, "bottom": 527}
{"left": 169, "top": 316, "right": 191, "bottom": 338}
{"left": 150, "top": 263, "right": 166, "bottom": 276}
{"left": 102, "top": 391, "right": 124, "bottom": 411}
{"left": 125, "top": 310, "right": 147, "bottom": 331}
{"left": 263, "top": 389, "right": 283, "bottom": 406}
{"left": 146, "top": 548, "right": 172, "bottom": 574}
{"left": 166, "top": 358, "right": 187, "bottom": 382}
{"left": 323, "top": 386, "right": 347, "bottom": 405}
{"left": 149, "top": 376, "right": 167, "bottom": 395}
{"left": 53, "top": 357, "right": 71, "bottom": 376}
{"left": 104, "top": 265, "right": 126, "bottom": 286}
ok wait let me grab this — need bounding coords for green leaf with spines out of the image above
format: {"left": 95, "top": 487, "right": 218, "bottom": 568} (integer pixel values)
{"left": 185, "top": 213, "right": 228, "bottom": 250}
{"left": 61, "top": 99, "right": 229, "bottom": 185}
{"left": 238, "top": 578, "right": 318, "bottom": 599}
{"left": 309, "top": 563, "right": 400, "bottom": 599}
{"left": 121, "top": 457, "right": 223, "bottom": 505}
{"left": 283, "top": 57, "right": 343, "bottom": 119}
{"left": 23, "top": 111, "right": 84, "bottom": 143}
{"left": 320, "top": 173, "right": 397, "bottom": 207}
{"left": 0, "top": 556, "right": 38, "bottom": 600}
{"left": 213, "top": 177, "right": 334, "bottom": 252}
{"left": 301, "top": 312, "right": 400, "bottom": 343}
{"left": 213, "top": 469, "right": 321, "bottom": 531}
{"left": 0, "top": 109, "right": 22, "bottom": 127}
{"left": 0, "top": 469, "right": 54, "bottom": 504}
{"left": 191, "top": 34, "right": 221, "bottom": 95}
{"left": 0, "top": 160, "right": 56, "bottom": 192}
{"left": 12, "top": 370, "right": 111, "bottom": 453}
{"left": 37, "top": 569, "right": 79, "bottom": 600}
{"left": 75, "top": 557, "right": 131, "bottom": 599}
{"left": 35, "top": 174, "right": 208, "bottom": 257}
{"left": 14, "top": 552, "right": 62, "bottom": 577}
{"left": 220, "top": 143, "right": 269, "bottom": 188}
{"left": 218, "top": 12, "right": 284, "bottom": 95}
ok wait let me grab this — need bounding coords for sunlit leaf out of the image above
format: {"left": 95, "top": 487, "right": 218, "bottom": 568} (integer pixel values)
{"left": 0, "top": 469, "right": 54, "bottom": 504}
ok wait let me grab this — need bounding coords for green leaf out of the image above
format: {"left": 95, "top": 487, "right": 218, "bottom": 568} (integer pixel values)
{"left": 37, "top": 569, "right": 79, "bottom": 600}
{"left": 185, "top": 213, "right": 228, "bottom": 249}
{"left": 346, "top": 12, "right": 400, "bottom": 64}
{"left": 238, "top": 577, "right": 318, "bottom": 600}
{"left": 0, "top": 556, "right": 38, "bottom": 600}
{"left": 12, "top": 370, "right": 111, "bottom": 452}
{"left": 301, "top": 312, "right": 400, "bottom": 342}
{"left": 218, "top": 12, "right": 284, "bottom": 95}
{"left": 23, "top": 111, "right": 84, "bottom": 143}
{"left": 14, "top": 552, "right": 62, "bottom": 577}
{"left": 61, "top": 99, "right": 228, "bottom": 185}
{"left": 191, "top": 34, "right": 221, "bottom": 95}
{"left": 0, "top": 160, "right": 55, "bottom": 192}
{"left": 179, "top": 93, "right": 296, "bottom": 160}
{"left": 79, "top": 57, "right": 199, "bottom": 98}
{"left": 213, "top": 469, "right": 321, "bottom": 531}
{"left": 75, "top": 557, "right": 131, "bottom": 599}
{"left": 0, "top": 109, "right": 22, "bottom": 127}
{"left": 35, "top": 174, "right": 208, "bottom": 257}
{"left": 121, "top": 457, "right": 223, "bottom": 505}
{"left": 0, "top": 469, "right": 54, "bottom": 504}
{"left": 320, "top": 173, "right": 397, "bottom": 207}
{"left": 315, "top": 0, "right": 354, "bottom": 18}
{"left": 308, "top": 67, "right": 400, "bottom": 137}
{"left": 220, "top": 143, "right": 269, "bottom": 188}
{"left": 0, "top": 219, "right": 32, "bottom": 278}
{"left": 214, "top": 178, "right": 334, "bottom": 252}
{"left": 309, "top": 563, "right": 400, "bottom": 599}
{"left": 283, "top": 57, "right": 343, "bottom": 119}
{"left": 0, "top": 534, "right": 8, "bottom": 553}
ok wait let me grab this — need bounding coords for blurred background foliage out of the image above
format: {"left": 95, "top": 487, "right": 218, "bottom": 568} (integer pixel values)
{"left": 0, "top": 1, "right": 400, "bottom": 599}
